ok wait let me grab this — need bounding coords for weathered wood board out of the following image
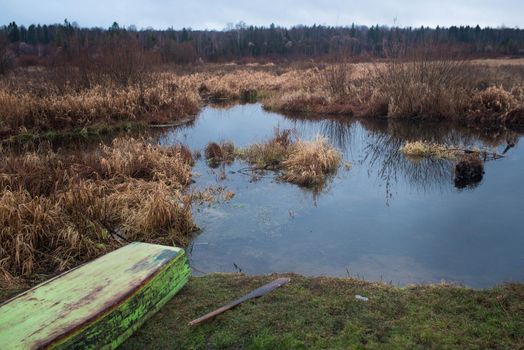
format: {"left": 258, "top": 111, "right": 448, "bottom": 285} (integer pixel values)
{"left": 0, "top": 242, "right": 191, "bottom": 350}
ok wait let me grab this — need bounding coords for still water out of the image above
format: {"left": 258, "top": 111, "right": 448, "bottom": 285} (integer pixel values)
{"left": 159, "top": 103, "right": 524, "bottom": 288}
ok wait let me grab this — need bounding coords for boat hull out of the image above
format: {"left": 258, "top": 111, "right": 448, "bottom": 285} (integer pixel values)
{"left": 0, "top": 242, "right": 191, "bottom": 350}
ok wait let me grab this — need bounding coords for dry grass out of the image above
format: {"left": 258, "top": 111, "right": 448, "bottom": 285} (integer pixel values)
{"left": 98, "top": 137, "right": 193, "bottom": 186}
{"left": 400, "top": 141, "right": 458, "bottom": 160}
{"left": 0, "top": 73, "right": 200, "bottom": 138}
{"left": 468, "top": 86, "right": 519, "bottom": 122}
{"left": 261, "top": 59, "right": 524, "bottom": 124}
{"left": 241, "top": 129, "right": 294, "bottom": 170}
{"left": 280, "top": 137, "right": 342, "bottom": 187}
{"left": 0, "top": 137, "right": 196, "bottom": 280}
{"left": 204, "top": 141, "right": 236, "bottom": 167}
{"left": 238, "top": 129, "right": 342, "bottom": 188}
{"left": 190, "top": 68, "right": 314, "bottom": 102}
{"left": 1, "top": 58, "right": 523, "bottom": 141}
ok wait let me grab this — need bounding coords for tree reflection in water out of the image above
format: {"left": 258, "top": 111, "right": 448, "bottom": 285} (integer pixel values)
{"left": 283, "top": 112, "right": 521, "bottom": 204}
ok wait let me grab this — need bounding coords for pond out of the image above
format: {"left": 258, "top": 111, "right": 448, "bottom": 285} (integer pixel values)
{"left": 159, "top": 103, "right": 524, "bottom": 288}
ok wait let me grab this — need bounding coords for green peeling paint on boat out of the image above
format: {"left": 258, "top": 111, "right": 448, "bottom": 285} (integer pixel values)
{"left": 0, "top": 242, "right": 191, "bottom": 350}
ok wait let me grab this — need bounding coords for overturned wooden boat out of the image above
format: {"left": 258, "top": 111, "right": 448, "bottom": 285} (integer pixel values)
{"left": 0, "top": 242, "right": 191, "bottom": 350}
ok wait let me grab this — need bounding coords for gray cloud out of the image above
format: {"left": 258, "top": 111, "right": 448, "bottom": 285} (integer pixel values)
{"left": 1, "top": 0, "right": 522, "bottom": 29}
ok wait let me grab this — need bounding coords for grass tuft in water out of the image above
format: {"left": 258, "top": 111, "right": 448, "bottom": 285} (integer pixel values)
{"left": 236, "top": 129, "right": 342, "bottom": 189}
{"left": 280, "top": 137, "right": 342, "bottom": 187}
{"left": 204, "top": 141, "right": 236, "bottom": 167}
{"left": 400, "top": 141, "right": 458, "bottom": 160}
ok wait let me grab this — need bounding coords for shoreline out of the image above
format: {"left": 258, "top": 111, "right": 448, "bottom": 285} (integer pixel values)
{"left": 121, "top": 273, "right": 524, "bottom": 349}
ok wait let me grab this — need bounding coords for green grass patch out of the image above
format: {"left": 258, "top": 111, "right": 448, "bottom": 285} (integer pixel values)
{"left": 122, "top": 273, "right": 524, "bottom": 349}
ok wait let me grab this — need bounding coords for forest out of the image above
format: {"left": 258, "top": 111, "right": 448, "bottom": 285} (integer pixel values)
{"left": 1, "top": 20, "right": 524, "bottom": 70}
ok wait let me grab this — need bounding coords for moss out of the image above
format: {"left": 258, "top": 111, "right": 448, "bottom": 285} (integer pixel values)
{"left": 122, "top": 273, "right": 524, "bottom": 349}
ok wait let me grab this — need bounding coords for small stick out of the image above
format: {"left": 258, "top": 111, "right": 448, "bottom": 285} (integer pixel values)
{"left": 188, "top": 277, "right": 290, "bottom": 326}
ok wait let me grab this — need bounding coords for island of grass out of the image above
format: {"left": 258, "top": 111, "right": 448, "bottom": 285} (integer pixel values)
{"left": 121, "top": 273, "right": 524, "bottom": 350}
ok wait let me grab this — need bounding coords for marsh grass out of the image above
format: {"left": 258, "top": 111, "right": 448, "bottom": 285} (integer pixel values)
{"left": 204, "top": 141, "right": 236, "bottom": 167}
{"left": 0, "top": 137, "right": 196, "bottom": 280}
{"left": 242, "top": 129, "right": 294, "bottom": 170}
{"left": 3, "top": 59, "right": 522, "bottom": 142}
{"left": 0, "top": 73, "right": 200, "bottom": 138}
{"left": 281, "top": 137, "right": 342, "bottom": 187}
{"left": 262, "top": 57, "right": 524, "bottom": 124}
{"left": 400, "top": 141, "right": 458, "bottom": 160}
{"left": 238, "top": 129, "right": 342, "bottom": 189}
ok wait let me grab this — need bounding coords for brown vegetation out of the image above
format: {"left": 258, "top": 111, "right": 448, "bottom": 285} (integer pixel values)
{"left": 0, "top": 138, "right": 196, "bottom": 280}
{"left": 0, "top": 73, "right": 200, "bottom": 139}
{"left": 262, "top": 57, "right": 524, "bottom": 125}
{"left": 400, "top": 141, "right": 458, "bottom": 160}
{"left": 280, "top": 137, "right": 342, "bottom": 187}
{"left": 454, "top": 154, "right": 484, "bottom": 188}
{"left": 204, "top": 141, "right": 236, "bottom": 167}
{"left": 242, "top": 129, "right": 294, "bottom": 169}
{"left": 238, "top": 129, "right": 342, "bottom": 189}
{"left": 2, "top": 57, "right": 523, "bottom": 143}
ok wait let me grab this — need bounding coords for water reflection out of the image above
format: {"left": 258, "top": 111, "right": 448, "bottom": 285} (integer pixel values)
{"left": 158, "top": 104, "right": 524, "bottom": 287}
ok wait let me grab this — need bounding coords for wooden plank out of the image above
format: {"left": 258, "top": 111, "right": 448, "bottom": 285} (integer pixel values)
{"left": 189, "top": 277, "right": 290, "bottom": 326}
{"left": 0, "top": 242, "right": 191, "bottom": 350}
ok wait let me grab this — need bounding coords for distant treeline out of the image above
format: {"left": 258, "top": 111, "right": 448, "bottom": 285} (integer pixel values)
{"left": 1, "top": 20, "right": 524, "bottom": 65}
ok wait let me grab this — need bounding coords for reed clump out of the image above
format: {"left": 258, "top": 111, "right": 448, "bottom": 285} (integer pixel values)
{"left": 0, "top": 137, "right": 196, "bottom": 280}
{"left": 240, "top": 129, "right": 342, "bottom": 188}
{"left": 400, "top": 141, "right": 458, "bottom": 160}
{"left": 280, "top": 137, "right": 342, "bottom": 187}
{"left": 241, "top": 129, "right": 293, "bottom": 169}
{"left": 204, "top": 141, "right": 236, "bottom": 167}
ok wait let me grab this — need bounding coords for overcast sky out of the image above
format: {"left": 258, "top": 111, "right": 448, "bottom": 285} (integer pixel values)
{"left": 1, "top": 0, "right": 522, "bottom": 30}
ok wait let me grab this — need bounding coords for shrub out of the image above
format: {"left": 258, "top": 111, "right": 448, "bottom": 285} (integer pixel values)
{"left": 370, "top": 54, "right": 473, "bottom": 119}
{"left": 319, "top": 63, "right": 354, "bottom": 99}
{"left": 470, "top": 86, "right": 515, "bottom": 118}
{"left": 0, "top": 47, "right": 15, "bottom": 76}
